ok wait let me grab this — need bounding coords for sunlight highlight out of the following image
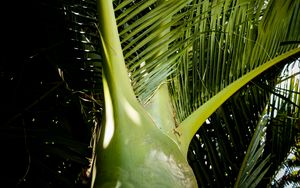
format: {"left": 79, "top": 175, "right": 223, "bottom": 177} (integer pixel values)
{"left": 124, "top": 100, "right": 141, "bottom": 126}
{"left": 103, "top": 74, "right": 115, "bottom": 149}
{"left": 103, "top": 103, "right": 115, "bottom": 149}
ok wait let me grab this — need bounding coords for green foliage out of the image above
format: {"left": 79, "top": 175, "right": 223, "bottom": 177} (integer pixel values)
{"left": 2, "top": 0, "right": 300, "bottom": 187}
{"left": 104, "top": 0, "right": 300, "bottom": 187}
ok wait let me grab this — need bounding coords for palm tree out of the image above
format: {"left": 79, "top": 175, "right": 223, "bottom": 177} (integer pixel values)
{"left": 91, "top": 0, "right": 300, "bottom": 187}
{"left": 2, "top": 0, "right": 300, "bottom": 187}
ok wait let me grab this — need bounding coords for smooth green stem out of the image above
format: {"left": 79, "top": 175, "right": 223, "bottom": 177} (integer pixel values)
{"left": 145, "top": 83, "right": 179, "bottom": 143}
{"left": 97, "top": 0, "right": 137, "bottom": 103}
{"left": 94, "top": 4, "right": 197, "bottom": 187}
{"left": 176, "top": 47, "right": 300, "bottom": 157}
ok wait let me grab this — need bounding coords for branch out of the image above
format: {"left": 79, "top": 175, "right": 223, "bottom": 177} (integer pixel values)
{"left": 177, "top": 47, "right": 300, "bottom": 157}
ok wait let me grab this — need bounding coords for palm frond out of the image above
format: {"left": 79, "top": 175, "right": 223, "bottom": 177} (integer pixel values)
{"left": 234, "top": 115, "right": 271, "bottom": 188}
{"left": 107, "top": 1, "right": 300, "bottom": 186}
{"left": 187, "top": 57, "right": 300, "bottom": 187}
{"left": 61, "top": 0, "right": 103, "bottom": 94}
{"left": 114, "top": 0, "right": 195, "bottom": 102}
{"left": 169, "top": 0, "right": 300, "bottom": 123}
{"left": 111, "top": 1, "right": 300, "bottom": 138}
{"left": 187, "top": 65, "right": 279, "bottom": 186}
{"left": 258, "top": 58, "right": 300, "bottom": 186}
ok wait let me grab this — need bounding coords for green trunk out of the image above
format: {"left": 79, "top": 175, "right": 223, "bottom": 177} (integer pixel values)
{"left": 91, "top": 1, "right": 197, "bottom": 187}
